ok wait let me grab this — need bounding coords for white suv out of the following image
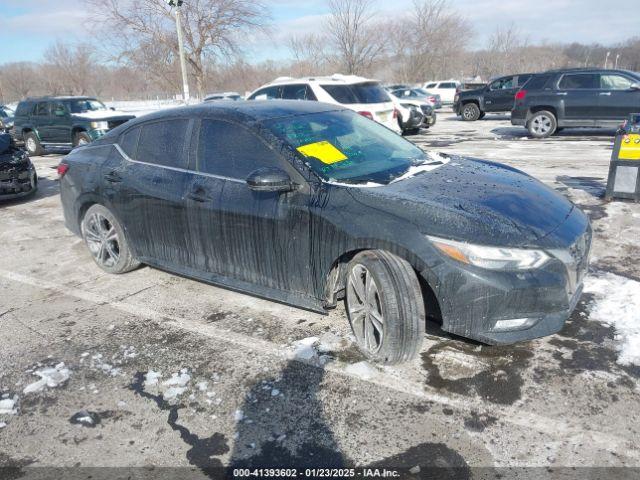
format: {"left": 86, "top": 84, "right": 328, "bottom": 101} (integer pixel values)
{"left": 247, "top": 75, "right": 400, "bottom": 133}
{"left": 422, "top": 80, "right": 461, "bottom": 104}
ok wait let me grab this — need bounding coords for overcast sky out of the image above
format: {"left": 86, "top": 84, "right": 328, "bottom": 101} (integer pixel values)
{"left": 0, "top": 0, "right": 636, "bottom": 64}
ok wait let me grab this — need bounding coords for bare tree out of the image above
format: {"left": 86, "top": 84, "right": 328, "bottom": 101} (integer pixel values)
{"left": 0, "top": 63, "right": 39, "bottom": 100}
{"left": 43, "top": 41, "right": 97, "bottom": 96}
{"left": 326, "top": 0, "right": 385, "bottom": 75}
{"left": 84, "top": 0, "right": 268, "bottom": 98}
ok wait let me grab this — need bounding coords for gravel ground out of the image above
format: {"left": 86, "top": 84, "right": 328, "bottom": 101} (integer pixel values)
{"left": 1, "top": 109, "right": 639, "bottom": 479}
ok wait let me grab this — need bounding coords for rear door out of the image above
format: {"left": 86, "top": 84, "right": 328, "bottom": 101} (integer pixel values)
{"left": 484, "top": 76, "right": 517, "bottom": 111}
{"left": 106, "top": 118, "right": 193, "bottom": 266}
{"left": 185, "top": 118, "right": 312, "bottom": 296}
{"left": 556, "top": 73, "right": 600, "bottom": 123}
{"left": 598, "top": 73, "right": 640, "bottom": 122}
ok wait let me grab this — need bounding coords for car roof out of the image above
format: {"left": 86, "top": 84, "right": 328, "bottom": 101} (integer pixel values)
{"left": 542, "top": 68, "right": 640, "bottom": 77}
{"left": 120, "top": 100, "right": 347, "bottom": 127}
{"left": 22, "top": 96, "right": 97, "bottom": 102}
{"left": 266, "top": 74, "right": 379, "bottom": 86}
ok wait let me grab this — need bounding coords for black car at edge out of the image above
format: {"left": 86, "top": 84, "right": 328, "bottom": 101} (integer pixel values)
{"left": 512, "top": 68, "right": 640, "bottom": 138}
{"left": 454, "top": 73, "right": 533, "bottom": 121}
{"left": 0, "top": 133, "right": 37, "bottom": 200}
{"left": 59, "top": 101, "right": 591, "bottom": 364}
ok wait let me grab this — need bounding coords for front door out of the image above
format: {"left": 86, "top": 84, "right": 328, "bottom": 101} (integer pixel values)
{"left": 599, "top": 73, "right": 640, "bottom": 122}
{"left": 102, "top": 119, "right": 193, "bottom": 266}
{"left": 49, "top": 101, "right": 73, "bottom": 144}
{"left": 186, "top": 118, "right": 312, "bottom": 298}
{"left": 484, "top": 76, "right": 517, "bottom": 111}
{"left": 32, "top": 102, "right": 53, "bottom": 143}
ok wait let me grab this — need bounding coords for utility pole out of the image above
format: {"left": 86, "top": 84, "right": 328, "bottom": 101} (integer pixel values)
{"left": 615, "top": 54, "right": 620, "bottom": 69}
{"left": 604, "top": 51, "right": 610, "bottom": 69}
{"left": 167, "top": 0, "right": 190, "bottom": 103}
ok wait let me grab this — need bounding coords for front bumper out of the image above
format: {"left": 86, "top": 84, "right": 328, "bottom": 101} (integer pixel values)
{"left": 421, "top": 226, "right": 591, "bottom": 345}
{"left": 0, "top": 164, "right": 37, "bottom": 200}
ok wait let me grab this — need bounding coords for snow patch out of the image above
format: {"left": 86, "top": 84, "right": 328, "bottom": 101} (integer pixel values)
{"left": 23, "top": 363, "right": 70, "bottom": 394}
{"left": 584, "top": 272, "right": 640, "bottom": 366}
{"left": 0, "top": 397, "right": 18, "bottom": 415}
{"left": 144, "top": 370, "right": 162, "bottom": 387}
{"left": 163, "top": 387, "right": 187, "bottom": 401}
{"left": 162, "top": 371, "right": 191, "bottom": 388}
{"left": 344, "top": 361, "right": 378, "bottom": 380}
{"left": 287, "top": 337, "right": 319, "bottom": 361}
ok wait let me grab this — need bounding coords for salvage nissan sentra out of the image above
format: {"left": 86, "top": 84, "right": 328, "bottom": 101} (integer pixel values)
{"left": 59, "top": 101, "right": 591, "bottom": 364}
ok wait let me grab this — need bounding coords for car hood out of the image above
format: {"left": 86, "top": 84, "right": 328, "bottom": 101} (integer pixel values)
{"left": 346, "top": 155, "right": 579, "bottom": 248}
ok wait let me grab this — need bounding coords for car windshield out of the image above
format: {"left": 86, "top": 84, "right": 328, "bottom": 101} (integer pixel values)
{"left": 415, "top": 88, "right": 433, "bottom": 96}
{"left": 320, "top": 82, "right": 390, "bottom": 104}
{"left": 264, "top": 110, "right": 428, "bottom": 185}
{"left": 67, "top": 99, "right": 107, "bottom": 114}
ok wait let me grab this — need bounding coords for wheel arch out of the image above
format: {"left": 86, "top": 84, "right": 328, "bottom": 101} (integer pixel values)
{"left": 528, "top": 105, "right": 558, "bottom": 119}
{"left": 322, "top": 246, "right": 443, "bottom": 324}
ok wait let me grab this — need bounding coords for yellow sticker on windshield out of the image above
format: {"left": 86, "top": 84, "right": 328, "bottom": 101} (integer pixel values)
{"left": 297, "top": 141, "right": 347, "bottom": 164}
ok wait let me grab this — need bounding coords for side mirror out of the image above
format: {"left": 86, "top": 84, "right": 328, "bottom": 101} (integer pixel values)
{"left": 110, "top": 107, "right": 116, "bottom": 111}
{"left": 246, "top": 167, "right": 296, "bottom": 193}
{"left": 630, "top": 83, "right": 640, "bottom": 91}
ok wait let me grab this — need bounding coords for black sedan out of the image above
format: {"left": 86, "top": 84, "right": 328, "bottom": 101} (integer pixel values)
{"left": 59, "top": 101, "right": 590, "bottom": 364}
{"left": 0, "top": 133, "right": 37, "bottom": 200}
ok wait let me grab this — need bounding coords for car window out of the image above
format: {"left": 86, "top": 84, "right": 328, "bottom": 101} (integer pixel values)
{"left": 517, "top": 75, "right": 532, "bottom": 86}
{"left": 523, "top": 74, "right": 551, "bottom": 90}
{"left": 197, "top": 119, "right": 282, "bottom": 179}
{"left": 119, "top": 126, "right": 141, "bottom": 158}
{"left": 249, "top": 86, "right": 281, "bottom": 100}
{"left": 558, "top": 74, "right": 599, "bottom": 89}
{"left": 16, "top": 103, "right": 32, "bottom": 116}
{"left": 321, "top": 82, "right": 390, "bottom": 104}
{"left": 265, "top": 110, "right": 427, "bottom": 185}
{"left": 439, "top": 82, "right": 457, "bottom": 89}
{"left": 34, "top": 103, "right": 50, "bottom": 117}
{"left": 490, "top": 77, "right": 515, "bottom": 90}
{"left": 425, "top": 83, "right": 437, "bottom": 89}
{"left": 51, "top": 102, "right": 67, "bottom": 117}
{"left": 136, "top": 119, "right": 189, "bottom": 169}
{"left": 601, "top": 74, "right": 635, "bottom": 90}
{"left": 281, "top": 84, "right": 317, "bottom": 101}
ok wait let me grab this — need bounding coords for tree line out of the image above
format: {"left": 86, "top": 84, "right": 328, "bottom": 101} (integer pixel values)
{"left": 1, "top": 0, "right": 639, "bottom": 103}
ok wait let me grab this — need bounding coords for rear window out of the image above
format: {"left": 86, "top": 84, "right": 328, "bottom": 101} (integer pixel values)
{"left": 558, "top": 73, "right": 599, "bottom": 89}
{"left": 523, "top": 74, "right": 551, "bottom": 90}
{"left": 321, "top": 82, "right": 390, "bottom": 104}
{"left": 439, "top": 82, "right": 457, "bottom": 89}
{"left": 136, "top": 119, "right": 190, "bottom": 169}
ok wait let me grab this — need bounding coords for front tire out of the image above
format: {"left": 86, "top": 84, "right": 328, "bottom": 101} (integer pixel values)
{"left": 528, "top": 111, "right": 557, "bottom": 138}
{"left": 74, "top": 131, "right": 92, "bottom": 147}
{"left": 24, "top": 132, "right": 44, "bottom": 156}
{"left": 345, "top": 250, "right": 425, "bottom": 365}
{"left": 81, "top": 204, "right": 140, "bottom": 274}
{"left": 461, "top": 103, "right": 481, "bottom": 121}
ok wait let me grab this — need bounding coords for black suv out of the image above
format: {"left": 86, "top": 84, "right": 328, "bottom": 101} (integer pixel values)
{"left": 454, "top": 73, "right": 533, "bottom": 121}
{"left": 13, "top": 96, "right": 135, "bottom": 156}
{"left": 512, "top": 69, "right": 640, "bottom": 138}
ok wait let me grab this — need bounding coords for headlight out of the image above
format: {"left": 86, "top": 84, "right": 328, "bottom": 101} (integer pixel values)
{"left": 427, "top": 236, "right": 550, "bottom": 270}
{"left": 90, "top": 121, "right": 109, "bottom": 130}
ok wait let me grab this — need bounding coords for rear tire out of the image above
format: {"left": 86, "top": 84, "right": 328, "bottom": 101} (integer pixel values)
{"left": 74, "top": 131, "right": 92, "bottom": 147}
{"left": 527, "top": 110, "right": 557, "bottom": 138}
{"left": 24, "top": 132, "right": 44, "bottom": 156}
{"left": 461, "top": 103, "right": 481, "bottom": 121}
{"left": 345, "top": 250, "right": 425, "bottom": 365}
{"left": 81, "top": 204, "right": 140, "bottom": 274}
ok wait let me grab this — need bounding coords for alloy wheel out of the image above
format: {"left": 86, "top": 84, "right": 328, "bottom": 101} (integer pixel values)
{"left": 83, "top": 213, "right": 120, "bottom": 268}
{"left": 463, "top": 106, "right": 476, "bottom": 120}
{"left": 346, "top": 264, "right": 384, "bottom": 353}
{"left": 532, "top": 115, "right": 553, "bottom": 135}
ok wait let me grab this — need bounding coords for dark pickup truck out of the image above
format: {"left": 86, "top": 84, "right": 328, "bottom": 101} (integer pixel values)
{"left": 454, "top": 74, "right": 533, "bottom": 121}
{"left": 512, "top": 68, "right": 640, "bottom": 138}
{"left": 13, "top": 96, "right": 135, "bottom": 156}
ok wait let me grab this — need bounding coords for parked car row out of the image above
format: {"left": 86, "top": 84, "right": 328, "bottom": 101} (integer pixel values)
{"left": 454, "top": 68, "right": 640, "bottom": 138}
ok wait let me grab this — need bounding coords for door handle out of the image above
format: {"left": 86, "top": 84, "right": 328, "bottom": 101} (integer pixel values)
{"left": 104, "top": 171, "right": 123, "bottom": 183}
{"left": 184, "top": 187, "right": 214, "bottom": 203}
{"left": 599, "top": 92, "right": 612, "bottom": 96}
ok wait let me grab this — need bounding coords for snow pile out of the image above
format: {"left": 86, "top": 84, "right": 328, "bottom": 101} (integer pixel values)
{"left": 0, "top": 396, "right": 18, "bottom": 415}
{"left": 23, "top": 363, "right": 70, "bottom": 394}
{"left": 584, "top": 272, "right": 640, "bottom": 366}
{"left": 144, "top": 370, "right": 162, "bottom": 387}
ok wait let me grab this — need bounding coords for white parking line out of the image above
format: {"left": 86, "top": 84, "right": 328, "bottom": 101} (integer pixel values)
{"left": 0, "top": 267, "right": 637, "bottom": 460}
